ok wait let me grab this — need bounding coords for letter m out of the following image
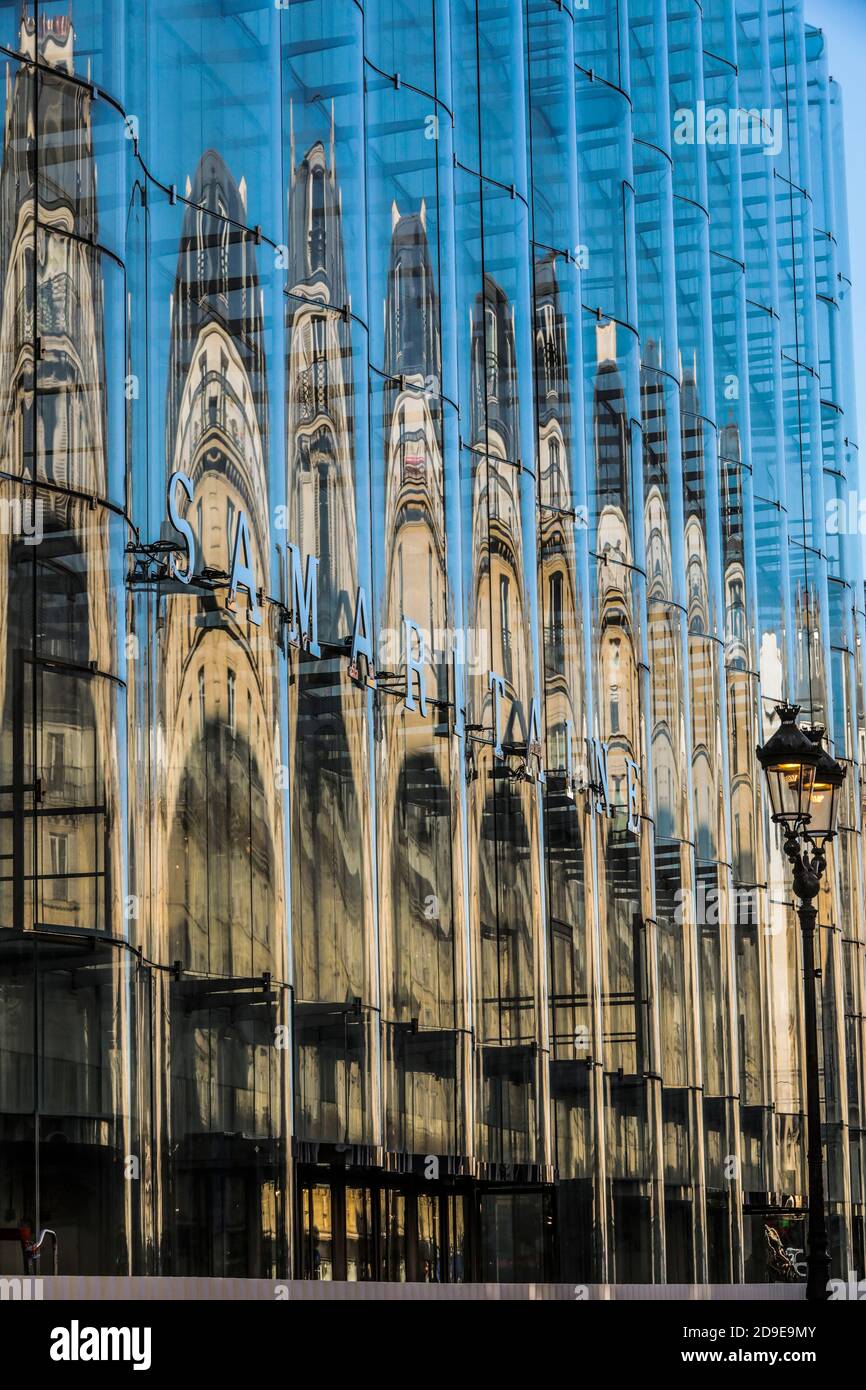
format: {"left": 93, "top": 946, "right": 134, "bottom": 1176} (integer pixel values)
{"left": 287, "top": 544, "right": 320, "bottom": 656}
{"left": 102, "top": 1329, "right": 130, "bottom": 1361}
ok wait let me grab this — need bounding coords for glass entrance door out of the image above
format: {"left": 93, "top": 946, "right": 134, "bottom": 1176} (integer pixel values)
{"left": 297, "top": 1170, "right": 471, "bottom": 1282}
{"left": 479, "top": 1189, "right": 554, "bottom": 1282}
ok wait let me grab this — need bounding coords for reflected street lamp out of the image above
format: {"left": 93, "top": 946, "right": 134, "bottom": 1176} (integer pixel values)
{"left": 756, "top": 703, "right": 846, "bottom": 1301}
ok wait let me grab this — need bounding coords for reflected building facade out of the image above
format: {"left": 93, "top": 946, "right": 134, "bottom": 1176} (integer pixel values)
{"left": 0, "top": 0, "right": 863, "bottom": 1289}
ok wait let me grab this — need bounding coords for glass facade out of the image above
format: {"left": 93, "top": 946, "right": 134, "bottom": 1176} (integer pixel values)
{"left": 0, "top": 0, "right": 862, "bottom": 1287}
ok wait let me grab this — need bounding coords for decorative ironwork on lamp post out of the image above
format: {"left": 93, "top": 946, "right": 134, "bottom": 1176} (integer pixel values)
{"left": 756, "top": 703, "right": 847, "bottom": 1301}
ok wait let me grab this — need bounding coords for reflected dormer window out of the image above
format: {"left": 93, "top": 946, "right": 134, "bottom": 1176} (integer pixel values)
{"left": 218, "top": 209, "right": 230, "bottom": 300}
{"left": 196, "top": 208, "right": 205, "bottom": 285}
{"left": 486, "top": 305, "right": 499, "bottom": 402}
{"left": 393, "top": 259, "right": 402, "bottom": 364}
{"left": 309, "top": 167, "right": 326, "bottom": 275}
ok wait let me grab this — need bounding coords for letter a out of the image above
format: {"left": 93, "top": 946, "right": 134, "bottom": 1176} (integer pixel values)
{"left": 229, "top": 512, "right": 262, "bottom": 626}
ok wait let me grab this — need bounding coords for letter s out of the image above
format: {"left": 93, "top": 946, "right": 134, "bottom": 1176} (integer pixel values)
{"left": 167, "top": 470, "right": 195, "bottom": 583}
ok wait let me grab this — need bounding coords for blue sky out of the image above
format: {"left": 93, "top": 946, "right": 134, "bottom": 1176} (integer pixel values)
{"left": 806, "top": 0, "right": 866, "bottom": 456}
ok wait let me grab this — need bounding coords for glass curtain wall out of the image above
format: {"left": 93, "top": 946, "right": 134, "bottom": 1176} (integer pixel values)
{"left": 0, "top": 0, "right": 862, "bottom": 1287}
{"left": 0, "top": 0, "right": 138, "bottom": 1276}
{"left": 574, "top": 2, "right": 662, "bottom": 1285}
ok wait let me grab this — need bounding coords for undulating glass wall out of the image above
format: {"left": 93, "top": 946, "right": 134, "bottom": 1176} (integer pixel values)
{"left": 0, "top": 0, "right": 862, "bottom": 1287}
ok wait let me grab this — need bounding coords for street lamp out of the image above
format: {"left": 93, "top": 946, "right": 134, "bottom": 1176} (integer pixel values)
{"left": 756, "top": 703, "right": 847, "bottom": 1301}
{"left": 802, "top": 727, "right": 847, "bottom": 847}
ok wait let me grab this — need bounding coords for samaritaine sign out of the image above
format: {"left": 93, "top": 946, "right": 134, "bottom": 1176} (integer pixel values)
{"left": 165, "top": 473, "right": 640, "bottom": 832}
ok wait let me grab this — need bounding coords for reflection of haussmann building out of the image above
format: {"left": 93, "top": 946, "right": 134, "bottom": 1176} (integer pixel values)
{"left": 0, "top": 0, "right": 865, "bottom": 1291}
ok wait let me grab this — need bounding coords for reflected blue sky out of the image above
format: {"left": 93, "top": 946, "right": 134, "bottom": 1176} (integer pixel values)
{"left": 808, "top": 0, "right": 866, "bottom": 455}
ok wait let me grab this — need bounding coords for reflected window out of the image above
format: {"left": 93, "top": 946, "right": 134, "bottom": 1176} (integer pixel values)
{"left": 198, "top": 667, "right": 206, "bottom": 736}
{"left": 500, "top": 576, "right": 513, "bottom": 682}
{"left": 486, "top": 304, "right": 499, "bottom": 399}
{"left": 47, "top": 731, "right": 64, "bottom": 789}
{"left": 447, "top": 1197, "right": 467, "bottom": 1283}
{"left": 48, "top": 831, "right": 68, "bottom": 900}
{"left": 227, "top": 670, "right": 236, "bottom": 740}
{"left": 300, "top": 1184, "right": 333, "bottom": 1281}
{"left": 549, "top": 571, "right": 564, "bottom": 669}
{"left": 609, "top": 638, "right": 621, "bottom": 733}
{"left": 218, "top": 212, "right": 230, "bottom": 297}
{"left": 345, "top": 1187, "right": 375, "bottom": 1282}
{"left": 226, "top": 499, "right": 235, "bottom": 568}
{"left": 381, "top": 1189, "right": 407, "bottom": 1281}
{"left": 549, "top": 437, "right": 561, "bottom": 507}
{"left": 417, "top": 1192, "right": 442, "bottom": 1283}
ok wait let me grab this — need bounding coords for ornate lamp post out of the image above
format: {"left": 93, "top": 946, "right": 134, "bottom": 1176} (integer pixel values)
{"left": 756, "top": 704, "right": 846, "bottom": 1301}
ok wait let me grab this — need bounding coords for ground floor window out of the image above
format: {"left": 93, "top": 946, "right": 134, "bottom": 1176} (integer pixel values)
{"left": 296, "top": 1170, "right": 556, "bottom": 1282}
